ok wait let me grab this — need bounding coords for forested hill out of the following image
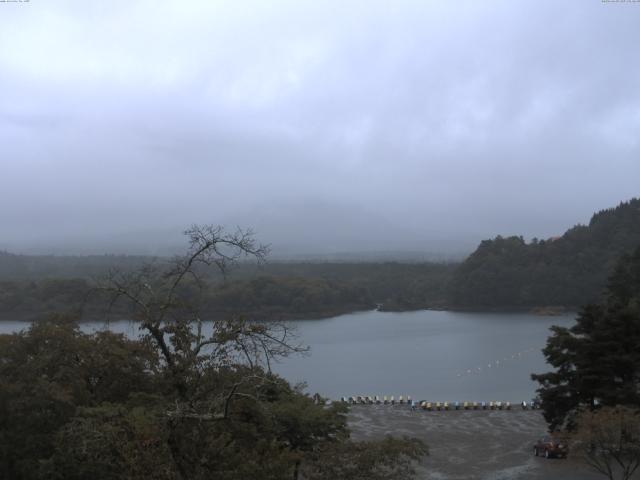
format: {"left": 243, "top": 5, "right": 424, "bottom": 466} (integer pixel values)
{"left": 2, "top": 198, "right": 639, "bottom": 317}
{"left": 0, "top": 255, "right": 454, "bottom": 321}
{"left": 449, "top": 198, "right": 640, "bottom": 309}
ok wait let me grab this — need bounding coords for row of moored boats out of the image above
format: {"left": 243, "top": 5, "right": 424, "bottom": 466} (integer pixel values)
{"left": 341, "top": 396, "right": 540, "bottom": 410}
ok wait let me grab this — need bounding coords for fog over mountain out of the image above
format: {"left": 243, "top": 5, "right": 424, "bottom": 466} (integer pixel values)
{"left": 1, "top": 1, "right": 639, "bottom": 256}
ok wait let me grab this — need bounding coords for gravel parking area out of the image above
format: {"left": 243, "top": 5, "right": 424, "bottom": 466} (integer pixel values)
{"left": 348, "top": 405, "right": 604, "bottom": 480}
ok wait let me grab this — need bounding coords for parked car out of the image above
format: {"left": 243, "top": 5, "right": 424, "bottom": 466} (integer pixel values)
{"left": 534, "top": 435, "right": 569, "bottom": 459}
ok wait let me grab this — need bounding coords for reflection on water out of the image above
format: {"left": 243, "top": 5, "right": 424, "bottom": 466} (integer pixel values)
{"left": 0, "top": 310, "right": 575, "bottom": 401}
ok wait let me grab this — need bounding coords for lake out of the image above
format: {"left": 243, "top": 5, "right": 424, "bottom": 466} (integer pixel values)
{"left": 0, "top": 309, "right": 574, "bottom": 402}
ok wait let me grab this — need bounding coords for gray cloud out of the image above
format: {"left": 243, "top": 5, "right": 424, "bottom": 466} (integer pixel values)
{"left": 1, "top": 0, "right": 639, "bottom": 255}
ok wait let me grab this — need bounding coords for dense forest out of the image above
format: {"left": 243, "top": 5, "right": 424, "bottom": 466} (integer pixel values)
{"left": 0, "top": 252, "right": 151, "bottom": 280}
{"left": 449, "top": 198, "right": 640, "bottom": 309}
{"left": 1, "top": 198, "right": 639, "bottom": 319}
{"left": 0, "top": 276, "right": 370, "bottom": 322}
{"left": 0, "top": 262, "right": 453, "bottom": 321}
{"left": 0, "top": 250, "right": 454, "bottom": 320}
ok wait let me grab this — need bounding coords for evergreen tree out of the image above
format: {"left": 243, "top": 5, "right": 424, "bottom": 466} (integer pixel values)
{"left": 532, "top": 246, "right": 640, "bottom": 430}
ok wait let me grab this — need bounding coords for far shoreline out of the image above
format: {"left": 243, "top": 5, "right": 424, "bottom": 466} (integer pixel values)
{"left": 0, "top": 305, "right": 577, "bottom": 325}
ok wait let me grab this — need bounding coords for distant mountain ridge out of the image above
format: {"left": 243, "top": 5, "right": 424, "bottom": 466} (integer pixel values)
{"left": 449, "top": 198, "right": 640, "bottom": 309}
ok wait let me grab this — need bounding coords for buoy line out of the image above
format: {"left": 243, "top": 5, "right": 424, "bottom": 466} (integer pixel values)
{"left": 455, "top": 347, "right": 538, "bottom": 378}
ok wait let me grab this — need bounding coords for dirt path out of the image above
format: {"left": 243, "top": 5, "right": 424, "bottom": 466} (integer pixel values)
{"left": 348, "top": 405, "right": 604, "bottom": 480}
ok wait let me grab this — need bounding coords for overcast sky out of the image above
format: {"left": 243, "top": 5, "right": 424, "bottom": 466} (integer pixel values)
{"left": 1, "top": 0, "right": 639, "bottom": 256}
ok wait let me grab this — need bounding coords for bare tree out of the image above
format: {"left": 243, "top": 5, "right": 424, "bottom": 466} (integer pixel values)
{"left": 95, "top": 224, "right": 306, "bottom": 410}
{"left": 573, "top": 406, "right": 640, "bottom": 480}
{"left": 92, "top": 225, "right": 313, "bottom": 479}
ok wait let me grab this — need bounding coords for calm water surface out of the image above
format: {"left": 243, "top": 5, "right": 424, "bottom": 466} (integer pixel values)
{"left": 0, "top": 310, "right": 575, "bottom": 402}
{"left": 275, "top": 310, "right": 574, "bottom": 402}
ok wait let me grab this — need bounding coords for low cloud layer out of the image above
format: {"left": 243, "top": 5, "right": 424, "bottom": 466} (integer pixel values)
{"left": 1, "top": 0, "right": 639, "bottom": 255}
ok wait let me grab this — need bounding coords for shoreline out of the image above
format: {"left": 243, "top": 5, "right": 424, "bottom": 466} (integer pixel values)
{"left": 0, "top": 304, "right": 577, "bottom": 323}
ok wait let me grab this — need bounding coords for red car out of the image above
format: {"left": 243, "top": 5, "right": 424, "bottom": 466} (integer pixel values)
{"left": 533, "top": 435, "right": 569, "bottom": 459}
